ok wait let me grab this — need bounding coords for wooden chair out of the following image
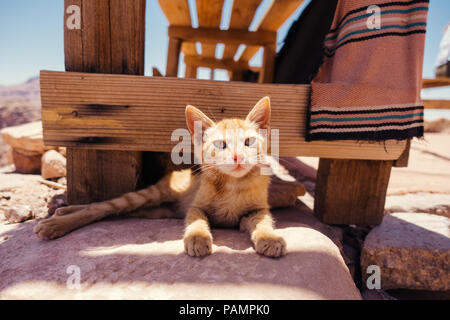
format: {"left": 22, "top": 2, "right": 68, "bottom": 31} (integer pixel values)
{"left": 422, "top": 77, "right": 450, "bottom": 109}
{"left": 43, "top": 0, "right": 410, "bottom": 226}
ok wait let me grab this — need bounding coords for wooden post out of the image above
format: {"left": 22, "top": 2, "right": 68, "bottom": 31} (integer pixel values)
{"left": 64, "top": 0, "right": 145, "bottom": 204}
{"left": 152, "top": 67, "right": 163, "bottom": 77}
{"left": 393, "top": 140, "right": 411, "bottom": 167}
{"left": 259, "top": 44, "right": 276, "bottom": 83}
{"left": 314, "top": 159, "right": 393, "bottom": 225}
{"left": 166, "top": 37, "right": 181, "bottom": 77}
{"left": 185, "top": 64, "right": 197, "bottom": 78}
{"left": 230, "top": 71, "right": 243, "bottom": 81}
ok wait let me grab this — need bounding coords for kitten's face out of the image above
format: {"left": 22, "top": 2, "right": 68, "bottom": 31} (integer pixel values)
{"left": 186, "top": 97, "right": 271, "bottom": 178}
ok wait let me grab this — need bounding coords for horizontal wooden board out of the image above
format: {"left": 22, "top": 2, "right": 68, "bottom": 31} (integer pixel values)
{"left": 238, "top": 0, "right": 304, "bottom": 62}
{"left": 169, "top": 26, "right": 276, "bottom": 45}
{"left": 196, "top": 0, "right": 224, "bottom": 58}
{"left": 184, "top": 55, "right": 249, "bottom": 71}
{"left": 222, "top": 0, "right": 262, "bottom": 60}
{"left": 423, "top": 99, "right": 450, "bottom": 109}
{"left": 422, "top": 77, "right": 450, "bottom": 89}
{"left": 157, "top": 0, "right": 197, "bottom": 55}
{"left": 40, "top": 70, "right": 407, "bottom": 160}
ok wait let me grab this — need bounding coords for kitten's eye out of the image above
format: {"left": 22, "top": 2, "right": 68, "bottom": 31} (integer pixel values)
{"left": 245, "top": 137, "right": 256, "bottom": 147}
{"left": 213, "top": 140, "right": 227, "bottom": 149}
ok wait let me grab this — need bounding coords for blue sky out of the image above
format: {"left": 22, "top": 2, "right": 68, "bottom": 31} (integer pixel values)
{"left": 0, "top": 0, "right": 449, "bottom": 98}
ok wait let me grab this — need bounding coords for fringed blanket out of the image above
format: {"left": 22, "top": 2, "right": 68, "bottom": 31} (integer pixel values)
{"left": 307, "top": 0, "right": 429, "bottom": 141}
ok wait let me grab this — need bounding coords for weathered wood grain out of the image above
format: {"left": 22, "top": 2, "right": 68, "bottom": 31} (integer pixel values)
{"left": 184, "top": 55, "right": 249, "bottom": 71}
{"left": 423, "top": 99, "right": 450, "bottom": 109}
{"left": 166, "top": 37, "right": 182, "bottom": 77}
{"left": 63, "top": 0, "right": 145, "bottom": 204}
{"left": 259, "top": 44, "right": 276, "bottom": 83}
{"left": 41, "top": 70, "right": 407, "bottom": 160}
{"left": 158, "top": 0, "right": 197, "bottom": 55}
{"left": 196, "top": 0, "right": 225, "bottom": 59}
{"left": 185, "top": 64, "right": 198, "bottom": 78}
{"left": 238, "top": 0, "right": 304, "bottom": 62}
{"left": 315, "top": 159, "right": 393, "bottom": 225}
{"left": 168, "top": 26, "right": 276, "bottom": 46}
{"left": 222, "top": 0, "right": 262, "bottom": 60}
{"left": 422, "top": 77, "right": 450, "bottom": 89}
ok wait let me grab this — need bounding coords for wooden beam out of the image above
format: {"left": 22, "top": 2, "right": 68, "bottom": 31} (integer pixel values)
{"left": 40, "top": 70, "right": 407, "bottom": 160}
{"left": 423, "top": 99, "right": 450, "bottom": 109}
{"left": 152, "top": 67, "right": 163, "bottom": 77}
{"left": 168, "top": 26, "right": 277, "bottom": 46}
{"left": 157, "top": 0, "right": 197, "bottom": 55}
{"left": 259, "top": 44, "right": 276, "bottom": 83}
{"left": 422, "top": 77, "right": 450, "bottom": 89}
{"left": 185, "top": 64, "right": 198, "bottom": 78}
{"left": 222, "top": 0, "right": 262, "bottom": 60}
{"left": 230, "top": 71, "right": 244, "bottom": 81}
{"left": 184, "top": 55, "right": 249, "bottom": 71}
{"left": 196, "top": 0, "right": 225, "bottom": 58}
{"left": 238, "top": 0, "right": 304, "bottom": 62}
{"left": 63, "top": 0, "right": 145, "bottom": 205}
{"left": 166, "top": 37, "right": 182, "bottom": 77}
{"left": 393, "top": 139, "right": 410, "bottom": 167}
{"left": 314, "top": 159, "right": 393, "bottom": 225}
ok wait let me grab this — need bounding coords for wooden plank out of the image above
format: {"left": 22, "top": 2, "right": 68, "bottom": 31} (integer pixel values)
{"left": 185, "top": 55, "right": 249, "bottom": 71}
{"left": 393, "top": 139, "right": 410, "bottom": 167}
{"left": 259, "top": 44, "right": 276, "bottom": 83}
{"left": 238, "top": 0, "right": 304, "bottom": 62}
{"left": 41, "top": 70, "right": 407, "bottom": 160}
{"left": 152, "top": 67, "right": 163, "bottom": 77}
{"left": 63, "top": 0, "right": 145, "bottom": 205}
{"left": 222, "top": 0, "right": 262, "bottom": 60}
{"left": 110, "top": 0, "right": 146, "bottom": 75}
{"left": 422, "top": 77, "right": 450, "bottom": 89}
{"left": 169, "top": 26, "right": 276, "bottom": 45}
{"left": 157, "top": 0, "right": 197, "bottom": 55}
{"left": 166, "top": 38, "right": 182, "bottom": 77}
{"left": 230, "top": 71, "right": 244, "bottom": 81}
{"left": 185, "top": 64, "right": 198, "bottom": 78}
{"left": 196, "top": 0, "right": 225, "bottom": 58}
{"left": 314, "top": 159, "right": 393, "bottom": 225}
{"left": 423, "top": 99, "right": 450, "bottom": 109}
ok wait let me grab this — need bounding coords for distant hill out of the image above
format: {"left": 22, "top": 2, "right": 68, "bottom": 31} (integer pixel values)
{"left": 0, "top": 76, "right": 41, "bottom": 165}
{"left": 0, "top": 76, "right": 40, "bottom": 101}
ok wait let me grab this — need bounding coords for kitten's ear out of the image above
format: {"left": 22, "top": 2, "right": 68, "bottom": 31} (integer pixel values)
{"left": 246, "top": 96, "right": 271, "bottom": 129}
{"left": 185, "top": 105, "right": 215, "bottom": 137}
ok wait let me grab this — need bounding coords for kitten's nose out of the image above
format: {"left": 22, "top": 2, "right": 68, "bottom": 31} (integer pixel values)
{"left": 234, "top": 155, "right": 244, "bottom": 164}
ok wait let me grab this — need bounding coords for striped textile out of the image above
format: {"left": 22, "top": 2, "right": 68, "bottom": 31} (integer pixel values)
{"left": 308, "top": 0, "right": 429, "bottom": 141}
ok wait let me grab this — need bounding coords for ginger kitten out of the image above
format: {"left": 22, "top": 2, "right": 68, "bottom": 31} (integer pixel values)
{"left": 34, "top": 97, "right": 287, "bottom": 258}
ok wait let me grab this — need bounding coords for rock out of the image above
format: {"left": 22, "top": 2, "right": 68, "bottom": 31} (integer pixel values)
{"left": 58, "top": 147, "right": 66, "bottom": 157}
{"left": 360, "top": 288, "right": 396, "bottom": 300}
{"left": 361, "top": 212, "right": 450, "bottom": 291}
{"left": 12, "top": 148, "right": 42, "bottom": 174}
{"left": 47, "top": 193, "right": 67, "bottom": 216}
{"left": 41, "top": 150, "right": 66, "bottom": 179}
{"left": 0, "top": 205, "right": 33, "bottom": 223}
{"left": 269, "top": 177, "right": 305, "bottom": 209}
{"left": 6, "top": 146, "right": 13, "bottom": 165}
{"left": 0, "top": 208, "right": 361, "bottom": 299}
{"left": 1, "top": 121, "right": 45, "bottom": 153}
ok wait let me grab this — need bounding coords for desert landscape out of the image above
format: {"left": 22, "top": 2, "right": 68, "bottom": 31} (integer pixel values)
{"left": 0, "top": 77, "right": 448, "bottom": 299}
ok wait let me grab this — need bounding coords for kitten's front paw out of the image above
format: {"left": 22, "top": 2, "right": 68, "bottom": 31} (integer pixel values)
{"left": 255, "top": 234, "right": 287, "bottom": 258}
{"left": 184, "top": 232, "right": 213, "bottom": 257}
